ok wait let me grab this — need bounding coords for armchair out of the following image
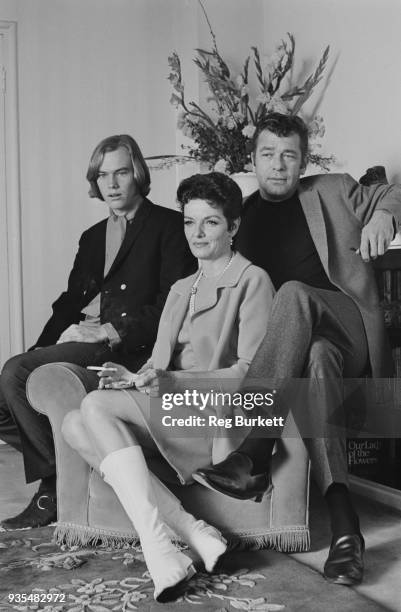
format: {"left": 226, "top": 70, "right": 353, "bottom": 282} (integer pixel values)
{"left": 27, "top": 362, "right": 310, "bottom": 551}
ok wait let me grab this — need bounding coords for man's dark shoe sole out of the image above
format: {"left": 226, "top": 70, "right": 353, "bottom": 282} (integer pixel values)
{"left": 192, "top": 470, "right": 269, "bottom": 502}
{"left": 192, "top": 452, "right": 272, "bottom": 503}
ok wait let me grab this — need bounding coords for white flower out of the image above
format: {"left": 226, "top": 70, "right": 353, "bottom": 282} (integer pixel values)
{"left": 242, "top": 124, "right": 256, "bottom": 139}
{"left": 266, "top": 93, "right": 288, "bottom": 114}
{"left": 310, "top": 142, "right": 322, "bottom": 151}
{"left": 266, "top": 44, "right": 286, "bottom": 71}
{"left": 169, "top": 93, "right": 180, "bottom": 109}
{"left": 233, "top": 110, "right": 245, "bottom": 122}
{"left": 308, "top": 115, "right": 326, "bottom": 138}
{"left": 226, "top": 116, "right": 236, "bottom": 130}
{"left": 214, "top": 159, "right": 230, "bottom": 173}
{"left": 177, "top": 111, "right": 194, "bottom": 138}
{"left": 276, "top": 42, "right": 287, "bottom": 57}
{"left": 181, "top": 122, "right": 194, "bottom": 138}
{"left": 236, "top": 75, "right": 244, "bottom": 88}
{"left": 269, "top": 52, "right": 281, "bottom": 68}
{"left": 177, "top": 109, "right": 186, "bottom": 129}
{"left": 256, "top": 93, "right": 270, "bottom": 105}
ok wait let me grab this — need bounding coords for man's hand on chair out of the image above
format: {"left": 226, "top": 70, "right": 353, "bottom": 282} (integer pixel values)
{"left": 57, "top": 324, "right": 108, "bottom": 344}
{"left": 357, "top": 210, "right": 395, "bottom": 262}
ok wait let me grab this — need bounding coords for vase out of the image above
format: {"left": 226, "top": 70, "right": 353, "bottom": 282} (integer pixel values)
{"left": 230, "top": 172, "right": 258, "bottom": 198}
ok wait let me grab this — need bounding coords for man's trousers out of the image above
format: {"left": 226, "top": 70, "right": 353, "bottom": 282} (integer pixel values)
{"left": 242, "top": 281, "right": 369, "bottom": 493}
{"left": 0, "top": 341, "right": 122, "bottom": 483}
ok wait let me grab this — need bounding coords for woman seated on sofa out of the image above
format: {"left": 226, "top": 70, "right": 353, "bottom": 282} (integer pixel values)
{"left": 62, "top": 172, "right": 275, "bottom": 603}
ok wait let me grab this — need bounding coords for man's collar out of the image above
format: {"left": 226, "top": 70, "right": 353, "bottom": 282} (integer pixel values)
{"left": 109, "top": 198, "right": 143, "bottom": 221}
{"left": 244, "top": 188, "right": 302, "bottom": 209}
{"left": 243, "top": 189, "right": 260, "bottom": 211}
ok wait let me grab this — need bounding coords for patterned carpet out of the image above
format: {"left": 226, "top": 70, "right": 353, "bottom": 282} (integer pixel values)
{"left": 0, "top": 526, "right": 387, "bottom": 612}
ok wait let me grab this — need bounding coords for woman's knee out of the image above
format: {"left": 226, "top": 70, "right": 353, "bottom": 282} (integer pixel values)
{"left": 80, "top": 391, "right": 113, "bottom": 426}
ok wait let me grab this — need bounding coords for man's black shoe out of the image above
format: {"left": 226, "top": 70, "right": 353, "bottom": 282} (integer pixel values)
{"left": 323, "top": 533, "right": 365, "bottom": 586}
{"left": 192, "top": 452, "right": 271, "bottom": 502}
{"left": 0, "top": 491, "right": 57, "bottom": 530}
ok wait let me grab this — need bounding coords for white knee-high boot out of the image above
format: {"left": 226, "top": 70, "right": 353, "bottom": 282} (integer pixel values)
{"left": 150, "top": 474, "right": 227, "bottom": 572}
{"left": 100, "top": 446, "right": 196, "bottom": 602}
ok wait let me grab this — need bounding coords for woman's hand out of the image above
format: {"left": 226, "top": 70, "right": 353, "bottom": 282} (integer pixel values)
{"left": 97, "top": 362, "right": 137, "bottom": 390}
{"left": 136, "top": 361, "right": 154, "bottom": 375}
{"left": 135, "top": 368, "right": 175, "bottom": 397}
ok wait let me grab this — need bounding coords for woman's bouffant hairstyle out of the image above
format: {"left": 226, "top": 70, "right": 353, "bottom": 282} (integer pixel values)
{"left": 176, "top": 172, "right": 242, "bottom": 230}
{"left": 86, "top": 134, "right": 151, "bottom": 199}
{"left": 251, "top": 112, "right": 309, "bottom": 165}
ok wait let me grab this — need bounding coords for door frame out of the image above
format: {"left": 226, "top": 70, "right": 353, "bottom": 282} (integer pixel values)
{"left": 0, "top": 20, "right": 24, "bottom": 361}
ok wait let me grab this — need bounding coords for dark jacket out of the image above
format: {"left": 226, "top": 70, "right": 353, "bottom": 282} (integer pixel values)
{"left": 34, "top": 199, "right": 196, "bottom": 364}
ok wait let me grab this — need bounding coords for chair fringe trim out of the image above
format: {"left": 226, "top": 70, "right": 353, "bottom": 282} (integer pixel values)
{"left": 54, "top": 523, "right": 139, "bottom": 549}
{"left": 54, "top": 522, "right": 310, "bottom": 552}
{"left": 229, "top": 525, "right": 310, "bottom": 552}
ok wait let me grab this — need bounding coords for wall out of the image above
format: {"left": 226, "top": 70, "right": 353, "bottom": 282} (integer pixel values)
{"left": 262, "top": 0, "right": 401, "bottom": 182}
{"left": 0, "top": 0, "right": 192, "bottom": 347}
{"left": 0, "top": 0, "right": 266, "bottom": 348}
{"left": 0, "top": 0, "right": 400, "bottom": 348}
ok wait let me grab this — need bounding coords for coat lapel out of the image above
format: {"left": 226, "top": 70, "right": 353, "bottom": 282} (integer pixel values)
{"left": 190, "top": 253, "right": 250, "bottom": 316}
{"left": 298, "top": 182, "right": 329, "bottom": 272}
{"left": 168, "top": 270, "right": 219, "bottom": 318}
{"left": 84, "top": 221, "right": 107, "bottom": 301}
{"left": 169, "top": 293, "right": 191, "bottom": 351}
{"left": 192, "top": 281, "right": 219, "bottom": 314}
{"left": 154, "top": 280, "right": 193, "bottom": 369}
{"left": 103, "top": 199, "right": 151, "bottom": 281}
{"left": 154, "top": 254, "right": 250, "bottom": 368}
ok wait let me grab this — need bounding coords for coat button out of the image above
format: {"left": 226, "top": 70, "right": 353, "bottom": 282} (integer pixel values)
{"left": 120, "top": 284, "right": 127, "bottom": 290}
{"left": 121, "top": 312, "right": 127, "bottom": 317}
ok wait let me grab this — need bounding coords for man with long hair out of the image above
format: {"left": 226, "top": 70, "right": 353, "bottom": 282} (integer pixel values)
{"left": 0, "top": 134, "right": 194, "bottom": 530}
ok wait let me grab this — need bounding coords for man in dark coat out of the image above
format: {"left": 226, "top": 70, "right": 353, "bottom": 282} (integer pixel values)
{"left": 0, "top": 134, "right": 195, "bottom": 529}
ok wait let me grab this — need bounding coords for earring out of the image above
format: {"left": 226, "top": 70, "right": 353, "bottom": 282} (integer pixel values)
{"left": 230, "top": 237, "right": 233, "bottom": 247}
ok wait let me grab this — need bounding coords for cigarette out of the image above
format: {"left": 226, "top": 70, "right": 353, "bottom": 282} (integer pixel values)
{"left": 87, "top": 366, "right": 118, "bottom": 372}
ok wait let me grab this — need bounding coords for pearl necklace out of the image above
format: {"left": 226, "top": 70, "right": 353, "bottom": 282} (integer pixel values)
{"left": 189, "top": 252, "right": 235, "bottom": 316}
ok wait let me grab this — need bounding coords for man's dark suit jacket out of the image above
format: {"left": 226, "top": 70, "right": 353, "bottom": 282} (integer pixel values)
{"left": 34, "top": 198, "right": 196, "bottom": 367}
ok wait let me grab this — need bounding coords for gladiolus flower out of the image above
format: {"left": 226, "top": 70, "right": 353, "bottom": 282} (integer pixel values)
{"left": 214, "top": 159, "right": 230, "bottom": 173}
{"left": 242, "top": 124, "right": 256, "bottom": 138}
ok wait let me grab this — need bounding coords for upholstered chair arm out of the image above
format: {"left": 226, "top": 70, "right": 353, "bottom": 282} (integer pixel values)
{"left": 27, "top": 362, "right": 98, "bottom": 526}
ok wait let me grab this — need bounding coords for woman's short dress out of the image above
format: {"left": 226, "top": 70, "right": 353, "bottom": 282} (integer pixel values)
{"left": 122, "top": 305, "right": 218, "bottom": 485}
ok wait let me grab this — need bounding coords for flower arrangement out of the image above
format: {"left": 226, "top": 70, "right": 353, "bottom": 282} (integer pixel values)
{"left": 149, "top": 2, "right": 334, "bottom": 174}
